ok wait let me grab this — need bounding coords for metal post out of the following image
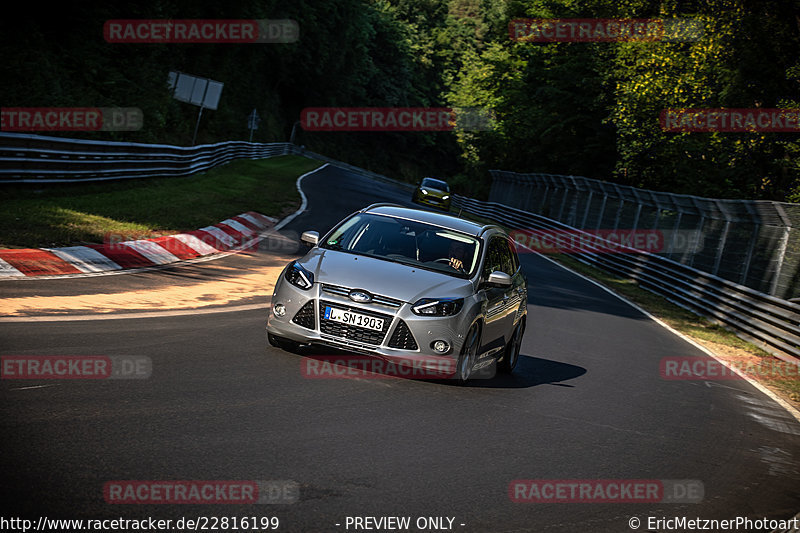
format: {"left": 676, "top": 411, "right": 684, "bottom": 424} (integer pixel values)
{"left": 581, "top": 190, "right": 594, "bottom": 229}
{"left": 192, "top": 104, "right": 204, "bottom": 146}
{"left": 557, "top": 185, "right": 570, "bottom": 222}
{"left": 712, "top": 220, "right": 730, "bottom": 276}
{"left": 525, "top": 179, "right": 535, "bottom": 213}
{"left": 596, "top": 194, "right": 608, "bottom": 230}
{"left": 739, "top": 224, "right": 759, "bottom": 285}
{"left": 289, "top": 120, "right": 300, "bottom": 145}
{"left": 769, "top": 204, "right": 793, "bottom": 297}
{"left": 666, "top": 211, "right": 683, "bottom": 255}
{"left": 689, "top": 216, "right": 705, "bottom": 266}
{"left": 769, "top": 226, "right": 791, "bottom": 296}
{"left": 630, "top": 190, "right": 642, "bottom": 231}
{"left": 540, "top": 184, "right": 550, "bottom": 216}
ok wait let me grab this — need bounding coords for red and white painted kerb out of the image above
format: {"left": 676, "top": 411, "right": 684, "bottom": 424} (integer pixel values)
{"left": 0, "top": 212, "right": 276, "bottom": 278}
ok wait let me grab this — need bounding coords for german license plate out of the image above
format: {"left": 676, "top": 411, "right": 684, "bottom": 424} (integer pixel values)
{"left": 324, "top": 306, "right": 384, "bottom": 331}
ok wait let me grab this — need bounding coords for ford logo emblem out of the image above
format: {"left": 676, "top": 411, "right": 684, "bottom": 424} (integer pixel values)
{"left": 349, "top": 290, "right": 372, "bottom": 303}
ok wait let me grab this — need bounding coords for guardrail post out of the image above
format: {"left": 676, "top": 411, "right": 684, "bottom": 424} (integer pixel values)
{"left": 630, "top": 190, "right": 642, "bottom": 231}
{"left": 712, "top": 220, "right": 730, "bottom": 276}
{"left": 581, "top": 190, "right": 594, "bottom": 229}
{"left": 769, "top": 226, "right": 791, "bottom": 297}
{"left": 739, "top": 223, "right": 759, "bottom": 285}
{"left": 557, "top": 182, "right": 570, "bottom": 222}
{"left": 541, "top": 183, "right": 551, "bottom": 216}
{"left": 666, "top": 211, "right": 683, "bottom": 255}
{"left": 596, "top": 194, "right": 608, "bottom": 230}
{"left": 524, "top": 176, "right": 535, "bottom": 212}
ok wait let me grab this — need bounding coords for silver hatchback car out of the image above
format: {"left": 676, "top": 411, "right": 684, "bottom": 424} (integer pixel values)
{"left": 266, "top": 204, "right": 527, "bottom": 383}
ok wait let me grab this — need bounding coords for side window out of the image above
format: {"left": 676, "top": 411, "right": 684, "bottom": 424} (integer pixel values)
{"left": 483, "top": 236, "right": 513, "bottom": 277}
{"left": 506, "top": 238, "right": 520, "bottom": 273}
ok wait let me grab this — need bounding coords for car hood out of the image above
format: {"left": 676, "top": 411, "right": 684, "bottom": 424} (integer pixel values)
{"left": 299, "top": 248, "right": 474, "bottom": 303}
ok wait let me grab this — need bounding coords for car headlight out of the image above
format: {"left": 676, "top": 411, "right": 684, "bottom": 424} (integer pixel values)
{"left": 285, "top": 261, "right": 314, "bottom": 290}
{"left": 411, "top": 298, "right": 463, "bottom": 316}
{"left": 421, "top": 189, "right": 429, "bottom": 195}
{"left": 442, "top": 195, "right": 450, "bottom": 200}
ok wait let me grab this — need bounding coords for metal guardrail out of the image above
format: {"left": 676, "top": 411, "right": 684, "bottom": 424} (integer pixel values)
{"left": 0, "top": 132, "right": 292, "bottom": 183}
{"left": 452, "top": 195, "right": 800, "bottom": 363}
{"left": 2, "top": 132, "right": 796, "bottom": 362}
{"left": 269, "top": 148, "right": 800, "bottom": 362}
{"left": 490, "top": 170, "right": 800, "bottom": 301}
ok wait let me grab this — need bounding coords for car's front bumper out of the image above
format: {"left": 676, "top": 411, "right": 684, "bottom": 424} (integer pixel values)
{"left": 415, "top": 193, "right": 451, "bottom": 210}
{"left": 266, "top": 275, "right": 474, "bottom": 375}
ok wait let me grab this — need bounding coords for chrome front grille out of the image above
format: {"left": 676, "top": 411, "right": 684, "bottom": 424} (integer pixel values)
{"left": 320, "top": 284, "right": 403, "bottom": 308}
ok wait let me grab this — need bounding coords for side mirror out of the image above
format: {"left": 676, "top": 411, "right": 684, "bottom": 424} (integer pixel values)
{"left": 485, "top": 271, "right": 512, "bottom": 288}
{"left": 300, "top": 231, "right": 319, "bottom": 246}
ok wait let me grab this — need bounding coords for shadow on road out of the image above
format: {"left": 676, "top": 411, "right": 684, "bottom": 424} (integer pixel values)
{"left": 287, "top": 346, "right": 586, "bottom": 390}
{"left": 467, "top": 354, "right": 587, "bottom": 389}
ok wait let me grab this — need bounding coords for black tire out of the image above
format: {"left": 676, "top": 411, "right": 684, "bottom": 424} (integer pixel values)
{"left": 267, "top": 332, "right": 300, "bottom": 352}
{"left": 455, "top": 322, "right": 481, "bottom": 385}
{"left": 498, "top": 320, "right": 524, "bottom": 374}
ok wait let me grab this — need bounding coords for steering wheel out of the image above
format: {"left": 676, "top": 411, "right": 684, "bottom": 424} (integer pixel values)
{"left": 433, "top": 258, "right": 466, "bottom": 273}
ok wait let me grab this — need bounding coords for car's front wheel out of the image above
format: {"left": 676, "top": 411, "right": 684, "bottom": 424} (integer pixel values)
{"left": 456, "top": 322, "right": 481, "bottom": 385}
{"left": 498, "top": 319, "right": 524, "bottom": 374}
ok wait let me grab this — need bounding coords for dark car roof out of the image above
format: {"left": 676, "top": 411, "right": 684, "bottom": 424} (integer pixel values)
{"left": 364, "top": 204, "right": 499, "bottom": 237}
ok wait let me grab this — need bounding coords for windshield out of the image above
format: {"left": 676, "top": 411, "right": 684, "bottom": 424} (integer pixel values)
{"left": 321, "top": 213, "right": 480, "bottom": 277}
{"left": 421, "top": 178, "right": 449, "bottom": 192}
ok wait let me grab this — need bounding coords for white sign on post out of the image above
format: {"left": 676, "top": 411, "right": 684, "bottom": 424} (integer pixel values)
{"left": 168, "top": 71, "right": 224, "bottom": 110}
{"left": 203, "top": 81, "right": 224, "bottom": 111}
{"left": 167, "top": 71, "right": 225, "bottom": 144}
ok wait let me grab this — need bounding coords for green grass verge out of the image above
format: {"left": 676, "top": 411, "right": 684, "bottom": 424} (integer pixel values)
{"left": 0, "top": 156, "right": 322, "bottom": 249}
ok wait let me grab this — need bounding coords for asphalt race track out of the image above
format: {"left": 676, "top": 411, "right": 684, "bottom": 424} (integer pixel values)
{"left": 1, "top": 165, "right": 799, "bottom": 532}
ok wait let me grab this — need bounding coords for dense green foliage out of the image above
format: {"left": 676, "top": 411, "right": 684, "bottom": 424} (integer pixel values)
{"left": 2, "top": 0, "right": 798, "bottom": 201}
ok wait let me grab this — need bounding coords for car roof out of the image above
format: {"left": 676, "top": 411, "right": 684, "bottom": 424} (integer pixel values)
{"left": 362, "top": 204, "right": 501, "bottom": 237}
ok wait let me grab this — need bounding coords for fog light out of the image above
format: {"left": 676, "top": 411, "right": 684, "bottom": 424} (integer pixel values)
{"left": 432, "top": 340, "right": 449, "bottom": 353}
{"left": 273, "top": 303, "right": 286, "bottom": 317}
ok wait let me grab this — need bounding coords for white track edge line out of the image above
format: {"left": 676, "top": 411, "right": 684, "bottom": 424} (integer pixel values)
{"left": 273, "top": 163, "right": 328, "bottom": 231}
{"left": 529, "top": 249, "right": 800, "bottom": 424}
